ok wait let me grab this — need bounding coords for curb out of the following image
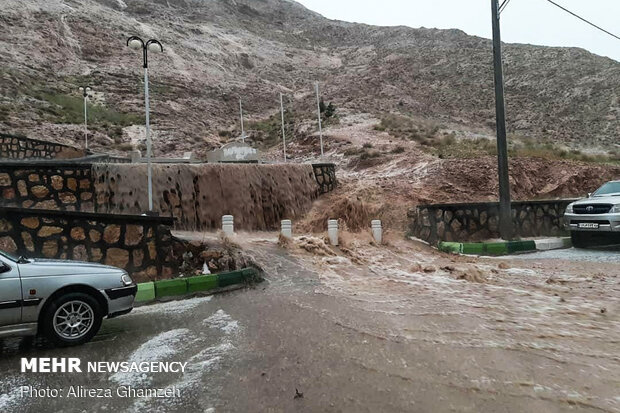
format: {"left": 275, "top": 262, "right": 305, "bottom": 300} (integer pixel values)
{"left": 135, "top": 267, "right": 261, "bottom": 303}
{"left": 438, "top": 237, "right": 571, "bottom": 256}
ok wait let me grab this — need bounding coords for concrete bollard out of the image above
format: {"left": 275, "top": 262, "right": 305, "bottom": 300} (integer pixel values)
{"left": 327, "top": 219, "right": 339, "bottom": 246}
{"left": 371, "top": 219, "right": 382, "bottom": 244}
{"left": 222, "top": 215, "right": 234, "bottom": 236}
{"left": 281, "top": 219, "right": 292, "bottom": 238}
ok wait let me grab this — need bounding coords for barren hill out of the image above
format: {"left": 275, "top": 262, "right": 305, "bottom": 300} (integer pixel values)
{"left": 1, "top": 0, "right": 619, "bottom": 158}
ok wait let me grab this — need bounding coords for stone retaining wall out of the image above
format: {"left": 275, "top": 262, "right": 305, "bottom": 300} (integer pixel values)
{"left": 0, "top": 162, "right": 95, "bottom": 212}
{"left": 0, "top": 207, "right": 176, "bottom": 281}
{"left": 409, "top": 199, "right": 577, "bottom": 244}
{"left": 0, "top": 161, "right": 338, "bottom": 231}
{"left": 312, "top": 163, "right": 337, "bottom": 194}
{"left": 0, "top": 134, "right": 84, "bottom": 160}
{"left": 93, "top": 163, "right": 325, "bottom": 231}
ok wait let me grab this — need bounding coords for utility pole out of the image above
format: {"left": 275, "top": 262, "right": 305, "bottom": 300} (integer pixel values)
{"left": 78, "top": 86, "right": 91, "bottom": 151}
{"left": 491, "top": 0, "right": 513, "bottom": 240}
{"left": 315, "top": 82, "right": 324, "bottom": 157}
{"left": 280, "top": 92, "right": 286, "bottom": 162}
{"left": 239, "top": 98, "right": 246, "bottom": 143}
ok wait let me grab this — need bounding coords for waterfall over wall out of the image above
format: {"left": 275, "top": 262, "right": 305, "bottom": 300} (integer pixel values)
{"left": 93, "top": 163, "right": 320, "bottom": 231}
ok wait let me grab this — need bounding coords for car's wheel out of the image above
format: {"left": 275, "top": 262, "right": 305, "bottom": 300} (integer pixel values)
{"left": 570, "top": 231, "right": 591, "bottom": 249}
{"left": 41, "top": 292, "right": 103, "bottom": 347}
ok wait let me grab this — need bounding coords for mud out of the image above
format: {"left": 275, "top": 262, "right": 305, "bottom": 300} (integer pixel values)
{"left": 92, "top": 163, "right": 319, "bottom": 231}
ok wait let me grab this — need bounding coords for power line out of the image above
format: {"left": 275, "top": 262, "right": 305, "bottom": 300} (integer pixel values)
{"left": 545, "top": 0, "right": 620, "bottom": 42}
{"left": 499, "top": 0, "right": 512, "bottom": 14}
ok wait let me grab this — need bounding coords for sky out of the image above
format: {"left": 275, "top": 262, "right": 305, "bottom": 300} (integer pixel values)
{"left": 295, "top": 0, "right": 620, "bottom": 62}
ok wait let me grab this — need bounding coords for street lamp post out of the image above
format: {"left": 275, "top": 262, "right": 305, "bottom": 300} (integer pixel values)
{"left": 280, "top": 92, "right": 286, "bottom": 162}
{"left": 78, "top": 86, "right": 92, "bottom": 151}
{"left": 127, "top": 36, "right": 163, "bottom": 213}
{"left": 314, "top": 82, "right": 324, "bottom": 158}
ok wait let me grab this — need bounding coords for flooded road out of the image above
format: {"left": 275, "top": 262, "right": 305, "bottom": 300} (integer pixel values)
{"left": 1, "top": 233, "right": 619, "bottom": 412}
{"left": 515, "top": 246, "right": 620, "bottom": 263}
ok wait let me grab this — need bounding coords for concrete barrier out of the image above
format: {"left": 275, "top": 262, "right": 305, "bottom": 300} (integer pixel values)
{"left": 222, "top": 215, "right": 234, "bottom": 236}
{"left": 135, "top": 282, "right": 155, "bottom": 302}
{"left": 216, "top": 269, "right": 246, "bottom": 288}
{"left": 328, "top": 219, "right": 339, "bottom": 246}
{"left": 187, "top": 274, "right": 218, "bottom": 293}
{"left": 438, "top": 237, "right": 571, "bottom": 256}
{"left": 154, "top": 278, "right": 188, "bottom": 297}
{"left": 371, "top": 220, "right": 382, "bottom": 244}
{"left": 281, "top": 219, "right": 292, "bottom": 238}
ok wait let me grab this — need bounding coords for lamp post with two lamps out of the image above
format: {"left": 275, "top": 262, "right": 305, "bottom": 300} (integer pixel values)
{"left": 126, "top": 36, "right": 163, "bottom": 213}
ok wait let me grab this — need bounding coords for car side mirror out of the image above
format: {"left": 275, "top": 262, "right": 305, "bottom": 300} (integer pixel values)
{"left": 587, "top": 193, "right": 592, "bottom": 198}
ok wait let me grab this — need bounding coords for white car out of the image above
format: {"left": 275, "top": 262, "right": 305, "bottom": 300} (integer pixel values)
{"left": 0, "top": 251, "right": 136, "bottom": 346}
{"left": 564, "top": 180, "right": 620, "bottom": 248}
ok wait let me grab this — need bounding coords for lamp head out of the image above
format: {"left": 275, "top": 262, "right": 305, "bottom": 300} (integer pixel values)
{"left": 128, "top": 38, "right": 143, "bottom": 50}
{"left": 147, "top": 40, "right": 163, "bottom": 53}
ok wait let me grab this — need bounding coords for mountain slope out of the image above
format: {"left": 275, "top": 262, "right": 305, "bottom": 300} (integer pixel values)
{"left": 0, "top": 0, "right": 619, "bottom": 157}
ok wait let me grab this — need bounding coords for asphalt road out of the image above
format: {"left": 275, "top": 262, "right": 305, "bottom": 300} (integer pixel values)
{"left": 1, "top": 239, "right": 619, "bottom": 412}
{"left": 514, "top": 245, "right": 620, "bottom": 263}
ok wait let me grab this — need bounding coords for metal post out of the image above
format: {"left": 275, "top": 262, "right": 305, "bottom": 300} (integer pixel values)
{"left": 239, "top": 99, "right": 245, "bottom": 143}
{"left": 491, "top": 0, "right": 513, "bottom": 240}
{"left": 315, "top": 82, "right": 324, "bottom": 157}
{"left": 144, "top": 67, "right": 153, "bottom": 212}
{"left": 280, "top": 92, "right": 286, "bottom": 162}
{"left": 83, "top": 95, "right": 88, "bottom": 150}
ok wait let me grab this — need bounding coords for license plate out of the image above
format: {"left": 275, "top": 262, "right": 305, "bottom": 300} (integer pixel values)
{"left": 578, "top": 223, "right": 599, "bottom": 229}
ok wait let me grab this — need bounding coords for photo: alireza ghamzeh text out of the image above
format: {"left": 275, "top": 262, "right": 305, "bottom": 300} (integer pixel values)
{"left": 0, "top": 0, "right": 619, "bottom": 412}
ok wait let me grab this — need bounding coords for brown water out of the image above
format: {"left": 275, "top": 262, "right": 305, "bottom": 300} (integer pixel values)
{"left": 214, "top": 233, "right": 620, "bottom": 412}
{"left": 92, "top": 163, "right": 319, "bottom": 230}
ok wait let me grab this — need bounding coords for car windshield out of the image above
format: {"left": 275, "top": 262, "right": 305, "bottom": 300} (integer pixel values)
{"left": 0, "top": 249, "right": 19, "bottom": 262}
{"left": 592, "top": 181, "right": 620, "bottom": 197}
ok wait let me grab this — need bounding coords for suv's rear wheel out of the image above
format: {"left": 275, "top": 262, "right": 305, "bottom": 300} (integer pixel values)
{"left": 41, "top": 292, "right": 103, "bottom": 346}
{"left": 570, "top": 231, "right": 592, "bottom": 249}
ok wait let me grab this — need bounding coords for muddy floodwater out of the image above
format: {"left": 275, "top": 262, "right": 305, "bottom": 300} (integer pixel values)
{"left": 201, "top": 233, "right": 620, "bottom": 412}
{"left": 1, "top": 233, "right": 619, "bottom": 412}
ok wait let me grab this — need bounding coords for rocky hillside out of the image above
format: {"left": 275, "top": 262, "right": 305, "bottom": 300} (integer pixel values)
{"left": 1, "top": 0, "right": 619, "bottom": 158}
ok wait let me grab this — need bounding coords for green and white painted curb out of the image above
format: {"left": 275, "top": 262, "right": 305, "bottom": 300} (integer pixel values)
{"left": 134, "top": 267, "right": 261, "bottom": 303}
{"left": 438, "top": 237, "right": 571, "bottom": 256}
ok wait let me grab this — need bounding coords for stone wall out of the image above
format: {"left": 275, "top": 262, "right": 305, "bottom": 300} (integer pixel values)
{"left": 93, "top": 163, "right": 325, "bottom": 231}
{"left": 0, "top": 207, "right": 176, "bottom": 281}
{"left": 0, "top": 133, "right": 84, "bottom": 160}
{"left": 0, "top": 162, "right": 95, "bottom": 212}
{"left": 312, "top": 163, "right": 337, "bottom": 194}
{"left": 409, "top": 199, "right": 577, "bottom": 244}
{"left": 0, "top": 161, "right": 338, "bottom": 231}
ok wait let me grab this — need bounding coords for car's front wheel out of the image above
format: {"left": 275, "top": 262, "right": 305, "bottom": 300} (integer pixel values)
{"left": 570, "top": 231, "right": 592, "bottom": 249}
{"left": 41, "top": 292, "right": 103, "bottom": 347}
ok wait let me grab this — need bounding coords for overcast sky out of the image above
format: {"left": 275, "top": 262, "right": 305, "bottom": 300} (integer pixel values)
{"left": 296, "top": 0, "right": 620, "bottom": 62}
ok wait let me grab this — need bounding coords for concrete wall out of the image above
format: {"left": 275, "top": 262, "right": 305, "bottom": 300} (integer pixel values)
{"left": 0, "top": 134, "right": 84, "bottom": 160}
{"left": 0, "top": 207, "right": 176, "bottom": 281}
{"left": 409, "top": 199, "right": 576, "bottom": 244}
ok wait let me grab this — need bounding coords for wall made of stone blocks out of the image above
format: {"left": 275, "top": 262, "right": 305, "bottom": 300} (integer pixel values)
{"left": 409, "top": 199, "right": 577, "bottom": 244}
{"left": 0, "top": 163, "right": 95, "bottom": 212}
{"left": 0, "top": 207, "right": 176, "bottom": 281}
{"left": 312, "top": 163, "right": 337, "bottom": 194}
{"left": 0, "top": 134, "right": 84, "bottom": 160}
